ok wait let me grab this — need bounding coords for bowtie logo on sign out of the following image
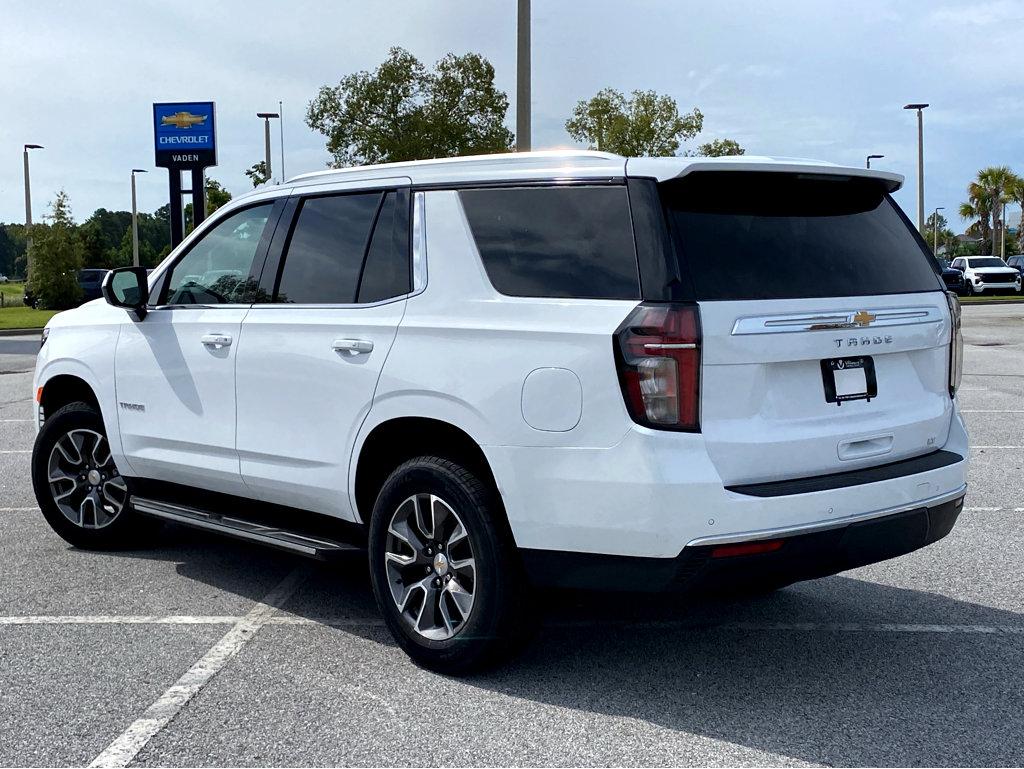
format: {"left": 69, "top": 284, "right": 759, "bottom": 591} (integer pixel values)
{"left": 160, "top": 111, "right": 208, "bottom": 130}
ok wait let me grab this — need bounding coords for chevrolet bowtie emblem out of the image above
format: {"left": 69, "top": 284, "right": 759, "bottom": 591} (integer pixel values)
{"left": 853, "top": 310, "right": 876, "bottom": 327}
{"left": 161, "top": 111, "right": 208, "bottom": 129}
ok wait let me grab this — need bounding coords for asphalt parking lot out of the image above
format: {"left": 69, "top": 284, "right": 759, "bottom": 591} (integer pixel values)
{"left": 1, "top": 305, "right": 1022, "bottom": 768}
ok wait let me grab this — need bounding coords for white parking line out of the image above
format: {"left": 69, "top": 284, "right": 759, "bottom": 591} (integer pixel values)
{"left": 0, "top": 615, "right": 240, "bottom": 625}
{"left": 3, "top": 613, "right": 1021, "bottom": 637}
{"left": 961, "top": 409, "right": 1024, "bottom": 413}
{"left": 0, "top": 418, "right": 32, "bottom": 422}
{"left": 0, "top": 450, "right": 30, "bottom": 454}
{"left": 87, "top": 566, "right": 309, "bottom": 769}
{"left": 964, "top": 506, "right": 1024, "bottom": 512}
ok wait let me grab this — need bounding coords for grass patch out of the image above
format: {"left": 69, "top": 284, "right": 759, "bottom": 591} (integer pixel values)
{"left": 958, "top": 293, "right": 1023, "bottom": 303}
{"left": 0, "top": 305, "right": 58, "bottom": 330}
{"left": 0, "top": 281, "right": 26, "bottom": 302}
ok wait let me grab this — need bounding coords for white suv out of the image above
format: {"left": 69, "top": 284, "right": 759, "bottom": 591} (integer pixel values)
{"left": 31, "top": 151, "right": 968, "bottom": 672}
{"left": 950, "top": 256, "right": 1022, "bottom": 295}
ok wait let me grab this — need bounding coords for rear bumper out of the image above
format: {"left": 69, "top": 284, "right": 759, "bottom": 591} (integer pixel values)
{"left": 522, "top": 490, "right": 965, "bottom": 591}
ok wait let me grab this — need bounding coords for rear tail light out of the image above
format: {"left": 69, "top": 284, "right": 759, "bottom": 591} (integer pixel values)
{"left": 946, "top": 291, "right": 962, "bottom": 397}
{"left": 614, "top": 303, "right": 701, "bottom": 431}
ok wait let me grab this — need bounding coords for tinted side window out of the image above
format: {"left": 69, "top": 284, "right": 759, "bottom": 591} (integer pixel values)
{"left": 459, "top": 186, "right": 640, "bottom": 300}
{"left": 357, "top": 191, "right": 411, "bottom": 303}
{"left": 275, "top": 193, "right": 381, "bottom": 304}
{"left": 163, "top": 204, "right": 272, "bottom": 305}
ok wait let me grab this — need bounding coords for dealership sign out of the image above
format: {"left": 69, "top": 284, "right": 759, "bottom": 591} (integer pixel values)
{"left": 153, "top": 101, "right": 217, "bottom": 169}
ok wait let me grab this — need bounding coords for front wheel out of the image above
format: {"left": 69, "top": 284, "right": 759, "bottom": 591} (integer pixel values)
{"left": 31, "top": 402, "right": 153, "bottom": 549}
{"left": 367, "top": 456, "right": 532, "bottom": 674}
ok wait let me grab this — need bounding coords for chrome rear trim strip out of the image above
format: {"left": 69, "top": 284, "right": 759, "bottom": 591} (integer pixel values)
{"left": 732, "top": 305, "right": 944, "bottom": 335}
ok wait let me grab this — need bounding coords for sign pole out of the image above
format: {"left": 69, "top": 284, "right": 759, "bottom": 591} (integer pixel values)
{"left": 168, "top": 169, "right": 184, "bottom": 247}
{"left": 191, "top": 167, "right": 206, "bottom": 228}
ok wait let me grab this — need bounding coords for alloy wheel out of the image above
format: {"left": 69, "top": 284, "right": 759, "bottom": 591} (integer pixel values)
{"left": 384, "top": 493, "right": 476, "bottom": 641}
{"left": 47, "top": 428, "right": 128, "bottom": 529}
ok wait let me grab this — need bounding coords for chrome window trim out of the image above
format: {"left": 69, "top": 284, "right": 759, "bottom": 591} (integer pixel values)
{"left": 412, "top": 191, "right": 427, "bottom": 292}
{"left": 731, "top": 305, "right": 945, "bottom": 335}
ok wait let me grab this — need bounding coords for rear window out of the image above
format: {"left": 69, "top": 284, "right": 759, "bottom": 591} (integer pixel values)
{"left": 661, "top": 173, "right": 942, "bottom": 301}
{"left": 459, "top": 186, "right": 640, "bottom": 300}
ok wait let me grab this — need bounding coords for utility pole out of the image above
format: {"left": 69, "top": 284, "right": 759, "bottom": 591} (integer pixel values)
{"left": 23, "top": 144, "right": 43, "bottom": 276}
{"left": 903, "top": 103, "right": 929, "bottom": 231}
{"left": 131, "top": 169, "right": 147, "bottom": 267}
{"left": 1001, "top": 202, "right": 1007, "bottom": 258}
{"left": 516, "top": 0, "right": 531, "bottom": 151}
{"left": 257, "top": 112, "right": 279, "bottom": 182}
{"left": 278, "top": 100, "right": 286, "bottom": 181}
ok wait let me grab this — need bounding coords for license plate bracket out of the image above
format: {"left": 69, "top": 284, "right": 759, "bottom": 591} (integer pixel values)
{"left": 821, "top": 356, "right": 876, "bottom": 405}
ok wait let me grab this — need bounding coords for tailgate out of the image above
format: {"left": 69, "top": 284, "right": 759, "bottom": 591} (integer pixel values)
{"left": 699, "top": 294, "right": 953, "bottom": 485}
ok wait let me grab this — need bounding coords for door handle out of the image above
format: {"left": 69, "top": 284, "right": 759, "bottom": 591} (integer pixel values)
{"left": 201, "top": 333, "right": 233, "bottom": 349}
{"left": 332, "top": 338, "right": 374, "bottom": 355}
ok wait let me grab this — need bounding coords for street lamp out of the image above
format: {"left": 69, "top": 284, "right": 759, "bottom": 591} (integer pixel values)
{"left": 516, "top": 0, "right": 531, "bottom": 151}
{"left": 933, "top": 206, "right": 944, "bottom": 256}
{"left": 23, "top": 143, "right": 43, "bottom": 275}
{"left": 866, "top": 154, "right": 884, "bottom": 169}
{"left": 131, "top": 169, "right": 148, "bottom": 268}
{"left": 1001, "top": 201, "right": 1008, "bottom": 259}
{"left": 904, "top": 103, "right": 929, "bottom": 231}
{"left": 256, "top": 112, "right": 280, "bottom": 183}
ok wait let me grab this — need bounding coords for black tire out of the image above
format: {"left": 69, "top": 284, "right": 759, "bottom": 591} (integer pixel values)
{"left": 367, "top": 456, "right": 532, "bottom": 674}
{"left": 31, "top": 401, "right": 153, "bottom": 549}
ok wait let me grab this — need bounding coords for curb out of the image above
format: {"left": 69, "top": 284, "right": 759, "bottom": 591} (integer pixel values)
{"left": 960, "top": 299, "right": 1024, "bottom": 306}
{"left": 0, "top": 328, "right": 43, "bottom": 337}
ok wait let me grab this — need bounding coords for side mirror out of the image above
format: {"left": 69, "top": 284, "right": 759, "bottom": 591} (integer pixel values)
{"left": 102, "top": 267, "right": 150, "bottom": 320}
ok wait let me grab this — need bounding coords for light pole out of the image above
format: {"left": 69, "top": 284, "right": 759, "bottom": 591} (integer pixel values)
{"left": 866, "top": 154, "right": 884, "bottom": 169}
{"left": 516, "top": 0, "right": 531, "bottom": 151}
{"left": 904, "top": 103, "right": 929, "bottom": 231}
{"left": 1001, "top": 201, "right": 1007, "bottom": 259}
{"left": 131, "top": 169, "right": 148, "bottom": 267}
{"left": 23, "top": 143, "right": 43, "bottom": 276}
{"left": 278, "top": 100, "right": 286, "bottom": 181}
{"left": 256, "top": 112, "right": 280, "bottom": 183}
{"left": 933, "top": 206, "right": 944, "bottom": 256}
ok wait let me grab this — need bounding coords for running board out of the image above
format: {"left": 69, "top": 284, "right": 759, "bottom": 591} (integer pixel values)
{"left": 132, "top": 497, "right": 360, "bottom": 559}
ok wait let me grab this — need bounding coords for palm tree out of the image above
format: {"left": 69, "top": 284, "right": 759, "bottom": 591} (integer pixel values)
{"left": 959, "top": 181, "right": 992, "bottom": 252}
{"left": 976, "top": 167, "right": 1016, "bottom": 255}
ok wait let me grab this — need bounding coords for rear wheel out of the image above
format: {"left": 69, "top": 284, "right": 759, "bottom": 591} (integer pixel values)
{"left": 31, "top": 402, "right": 153, "bottom": 549}
{"left": 367, "top": 456, "right": 531, "bottom": 674}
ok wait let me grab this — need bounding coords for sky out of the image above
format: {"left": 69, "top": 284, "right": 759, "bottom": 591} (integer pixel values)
{"left": 1, "top": 0, "right": 1023, "bottom": 231}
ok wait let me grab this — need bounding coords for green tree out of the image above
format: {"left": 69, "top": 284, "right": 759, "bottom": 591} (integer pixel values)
{"left": 0, "top": 224, "right": 28, "bottom": 278}
{"left": 80, "top": 208, "right": 133, "bottom": 268}
{"left": 960, "top": 167, "right": 1017, "bottom": 255}
{"left": 245, "top": 161, "right": 269, "bottom": 187}
{"left": 697, "top": 138, "right": 746, "bottom": 157}
{"left": 307, "top": 46, "right": 514, "bottom": 167}
{"left": 959, "top": 181, "right": 993, "bottom": 252}
{"left": 27, "top": 191, "right": 84, "bottom": 310}
{"left": 565, "top": 88, "right": 703, "bottom": 156}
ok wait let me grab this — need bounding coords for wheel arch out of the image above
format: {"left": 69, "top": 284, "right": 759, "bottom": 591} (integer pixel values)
{"left": 39, "top": 373, "right": 102, "bottom": 420}
{"left": 352, "top": 416, "right": 512, "bottom": 539}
